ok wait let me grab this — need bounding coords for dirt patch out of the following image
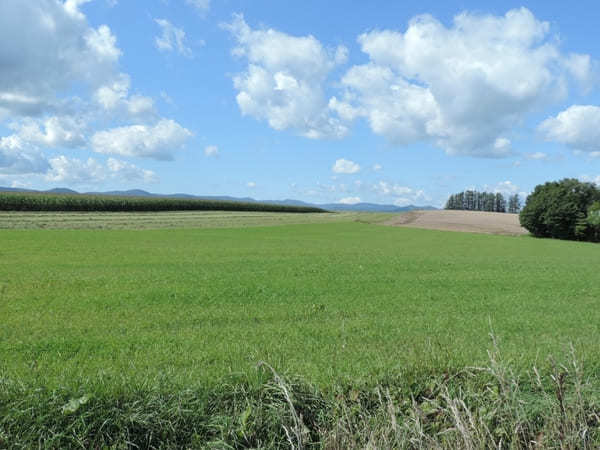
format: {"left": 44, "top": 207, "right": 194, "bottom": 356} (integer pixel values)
{"left": 383, "top": 210, "right": 528, "bottom": 236}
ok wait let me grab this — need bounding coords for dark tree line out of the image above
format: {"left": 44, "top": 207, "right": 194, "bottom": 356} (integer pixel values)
{"left": 445, "top": 190, "right": 521, "bottom": 213}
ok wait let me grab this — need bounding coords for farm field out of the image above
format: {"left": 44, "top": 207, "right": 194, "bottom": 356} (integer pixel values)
{"left": 0, "top": 210, "right": 391, "bottom": 230}
{"left": 385, "top": 209, "right": 528, "bottom": 235}
{"left": 2, "top": 214, "right": 600, "bottom": 446}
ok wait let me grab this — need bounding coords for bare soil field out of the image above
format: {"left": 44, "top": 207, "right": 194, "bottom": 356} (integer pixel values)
{"left": 384, "top": 209, "right": 528, "bottom": 235}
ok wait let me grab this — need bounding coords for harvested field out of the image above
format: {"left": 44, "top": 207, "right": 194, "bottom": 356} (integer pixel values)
{"left": 384, "top": 209, "right": 528, "bottom": 235}
{"left": 0, "top": 210, "right": 392, "bottom": 229}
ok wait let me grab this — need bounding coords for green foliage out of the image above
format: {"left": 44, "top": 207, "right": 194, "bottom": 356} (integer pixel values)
{"left": 508, "top": 193, "right": 521, "bottom": 214}
{"left": 0, "top": 191, "right": 326, "bottom": 213}
{"left": 587, "top": 202, "right": 600, "bottom": 226}
{"left": 519, "top": 178, "right": 600, "bottom": 240}
{"left": 2, "top": 342, "right": 600, "bottom": 448}
{"left": 445, "top": 190, "right": 507, "bottom": 212}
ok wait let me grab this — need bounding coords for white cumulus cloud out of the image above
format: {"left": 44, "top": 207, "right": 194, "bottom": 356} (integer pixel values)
{"left": 155, "top": 19, "right": 193, "bottom": 57}
{"left": 492, "top": 180, "right": 520, "bottom": 195}
{"left": 93, "top": 73, "right": 155, "bottom": 117}
{"left": 0, "top": 0, "right": 123, "bottom": 118}
{"left": 330, "top": 8, "right": 592, "bottom": 157}
{"left": 13, "top": 116, "right": 87, "bottom": 148}
{"left": 332, "top": 158, "right": 360, "bottom": 174}
{"left": 46, "top": 155, "right": 105, "bottom": 183}
{"left": 91, "top": 119, "right": 193, "bottom": 160}
{"left": 538, "top": 105, "right": 600, "bottom": 153}
{"left": 106, "top": 157, "right": 158, "bottom": 183}
{"left": 373, "top": 181, "right": 430, "bottom": 205}
{"left": 45, "top": 155, "right": 158, "bottom": 184}
{"left": 225, "top": 14, "right": 348, "bottom": 139}
{"left": 0, "top": 135, "right": 49, "bottom": 175}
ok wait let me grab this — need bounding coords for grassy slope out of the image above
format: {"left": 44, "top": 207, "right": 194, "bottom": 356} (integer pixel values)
{"left": 2, "top": 222, "right": 600, "bottom": 390}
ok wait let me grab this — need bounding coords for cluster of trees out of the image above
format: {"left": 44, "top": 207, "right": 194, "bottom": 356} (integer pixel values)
{"left": 520, "top": 178, "right": 600, "bottom": 242}
{"left": 445, "top": 190, "right": 521, "bottom": 213}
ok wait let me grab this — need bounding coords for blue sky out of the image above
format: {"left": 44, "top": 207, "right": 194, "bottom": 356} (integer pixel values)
{"left": 1, "top": 0, "right": 600, "bottom": 206}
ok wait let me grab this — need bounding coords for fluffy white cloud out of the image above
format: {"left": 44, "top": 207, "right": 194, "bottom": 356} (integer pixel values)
{"left": 373, "top": 181, "right": 430, "bottom": 205}
{"left": 372, "top": 163, "right": 382, "bottom": 171}
{"left": 0, "top": 0, "right": 165, "bottom": 171}
{"left": 94, "top": 74, "right": 130, "bottom": 110}
{"left": 339, "top": 196, "right": 361, "bottom": 204}
{"left": 0, "top": 136, "right": 157, "bottom": 184}
{"left": 12, "top": 116, "right": 87, "bottom": 148}
{"left": 0, "top": 0, "right": 199, "bottom": 189}
{"left": 91, "top": 119, "right": 193, "bottom": 160}
{"left": 0, "top": 0, "right": 122, "bottom": 118}
{"left": 564, "top": 54, "right": 596, "bottom": 91}
{"left": 225, "top": 14, "right": 348, "bottom": 139}
{"left": 247, "top": 181, "right": 256, "bottom": 188}
{"left": 374, "top": 181, "right": 412, "bottom": 196}
{"left": 332, "top": 158, "right": 360, "bottom": 174}
{"left": 93, "top": 74, "right": 155, "bottom": 117}
{"left": 491, "top": 180, "right": 520, "bottom": 195}
{"left": 126, "top": 95, "right": 155, "bottom": 116}
{"left": 155, "top": 19, "right": 193, "bottom": 57}
{"left": 63, "top": 0, "right": 92, "bottom": 19}
{"left": 331, "top": 8, "right": 592, "bottom": 157}
{"left": 0, "top": 135, "right": 49, "bottom": 174}
{"left": 85, "top": 24, "right": 122, "bottom": 62}
{"left": 538, "top": 105, "right": 600, "bottom": 153}
{"left": 106, "top": 157, "right": 158, "bottom": 183}
{"left": 46, "top": 155, "right": 105, "bottom": 183}
{"left": 45, "top": 155, "right": 157, "bottom": 184}
{"left": 204, "top": 145, "right": 219, "bottom": 157}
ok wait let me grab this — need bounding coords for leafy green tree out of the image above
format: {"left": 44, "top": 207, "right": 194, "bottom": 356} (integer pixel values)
{"left": 586, "top": 201, "right": 600, "bottom": 242}
{"left": 445, "top": 190, "right": 510, "bottom": 213}
{"left": 520, "top": 179, "right": 600, "bottom": 240}
{"left": 575, "top": 211, "right": 589, "bottom": 241}
{"left": 495, "top": 193, "right": 506, "bottom": 213}
{"left": 508, "top": 194, "right": 521, "bottom": 213}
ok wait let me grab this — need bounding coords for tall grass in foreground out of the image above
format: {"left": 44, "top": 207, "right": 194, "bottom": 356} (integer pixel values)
{"left": 2, "top": 335, "right": 599, "bottom": 448}
{"left": 0, "top": 192, "right": 326, "bottom": 213}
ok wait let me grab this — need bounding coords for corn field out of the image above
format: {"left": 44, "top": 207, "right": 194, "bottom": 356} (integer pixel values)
{"left": 0, "top": 192, "right": 325, "bottom": 213}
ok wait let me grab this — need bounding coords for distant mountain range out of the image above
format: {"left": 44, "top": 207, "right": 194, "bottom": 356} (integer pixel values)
{"left": 0, "top": 186, "right": 438, "bottom": 212}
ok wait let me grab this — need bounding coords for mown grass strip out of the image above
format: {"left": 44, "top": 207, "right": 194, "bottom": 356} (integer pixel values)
{"left": 0, "top": 210, "right": 393, "bottom": 230}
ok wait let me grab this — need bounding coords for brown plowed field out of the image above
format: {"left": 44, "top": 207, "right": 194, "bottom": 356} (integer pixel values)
{"left": 383, "top": 210, "right": 528, "bottom": 235}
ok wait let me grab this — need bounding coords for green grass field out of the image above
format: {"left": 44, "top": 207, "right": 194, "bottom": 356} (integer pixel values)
{"left": 2, "top": 214, "right": 600, "bottom": 447}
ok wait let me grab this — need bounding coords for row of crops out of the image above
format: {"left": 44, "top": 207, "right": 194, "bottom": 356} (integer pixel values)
{"left": 0, "top": 192, "right": 326, "bottom": 213}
